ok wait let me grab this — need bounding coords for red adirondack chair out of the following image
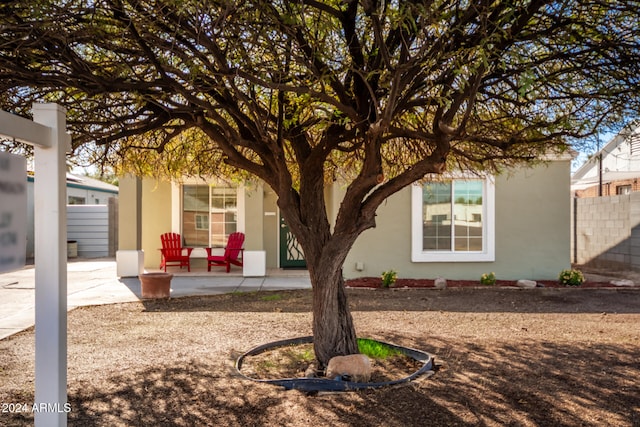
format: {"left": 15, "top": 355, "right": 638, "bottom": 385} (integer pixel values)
{"left": 159, "top": 232, "right": 194, "bottom": 272}
{"left": 205, "top": 232, "right": 245, "bottom": 272}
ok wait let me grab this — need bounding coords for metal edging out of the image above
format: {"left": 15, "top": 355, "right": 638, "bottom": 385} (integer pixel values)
{"left": 236, "top": 336, "right": 434, "bottom": 392}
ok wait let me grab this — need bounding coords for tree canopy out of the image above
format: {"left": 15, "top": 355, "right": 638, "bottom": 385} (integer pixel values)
{"left": 2, "top": 1, "right": 638, "bottom": 179}
{"left": 2, "top": 0, "right": 639, "bottom": 364}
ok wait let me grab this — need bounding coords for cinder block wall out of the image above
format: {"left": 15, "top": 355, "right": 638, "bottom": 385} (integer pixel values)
{"left": 573, "top": 192, "right": 640, "bottom": 270}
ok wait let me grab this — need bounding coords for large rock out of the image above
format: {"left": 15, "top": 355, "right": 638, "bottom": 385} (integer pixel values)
{"left": 434, "top": 277, "right": 447, "bottom": 289}
{"left": 516, "top": 279, "right": 537, "bottom": 289}
{"left": 611, "top": 279, "right": 635, "bottom": 287}
{"left": 325, "top": 354, "right": 371, "bottom": 382}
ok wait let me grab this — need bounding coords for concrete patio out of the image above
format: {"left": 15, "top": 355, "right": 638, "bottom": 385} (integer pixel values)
{"left": 0, "top": 258, "right": 311, "bottom": 340}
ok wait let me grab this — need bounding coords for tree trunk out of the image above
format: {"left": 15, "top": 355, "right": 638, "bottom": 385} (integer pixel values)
{"left": 277, "top": 169, "right": 365, "bottom": 368}
{"left": 307, "top": 249, "right": 359, "bottom": 368}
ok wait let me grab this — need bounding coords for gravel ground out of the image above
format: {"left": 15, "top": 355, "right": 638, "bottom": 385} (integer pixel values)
{"left": 1, "top": 286, "right": 639, "bottom": 426}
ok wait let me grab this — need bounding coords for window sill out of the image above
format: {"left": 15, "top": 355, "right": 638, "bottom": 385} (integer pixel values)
{"left": 411, "top": 251, "right": 495, "bottom": 263}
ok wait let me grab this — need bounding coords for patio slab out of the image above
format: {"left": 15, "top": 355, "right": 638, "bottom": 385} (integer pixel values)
{"left": 0, "top": 258, "right": 311, "bottom": 340}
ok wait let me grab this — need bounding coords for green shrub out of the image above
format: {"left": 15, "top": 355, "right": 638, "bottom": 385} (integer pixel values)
{"left": 558, "top": 269, "right": 585, "bottom": 286}
{"left": 480, "top": 272, "right": 496, "bottom": 286}
{"left": 381, "top": 270, "right": 397, "bottom": 288}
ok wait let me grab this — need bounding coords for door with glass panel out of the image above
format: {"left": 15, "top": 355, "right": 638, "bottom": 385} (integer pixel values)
{"left": 279, "top": 215, "right": 306, "bottom": 268}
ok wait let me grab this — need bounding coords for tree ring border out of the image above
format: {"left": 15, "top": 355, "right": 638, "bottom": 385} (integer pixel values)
{"left": 235, "top": 336, "right": 434, "bottom": 392}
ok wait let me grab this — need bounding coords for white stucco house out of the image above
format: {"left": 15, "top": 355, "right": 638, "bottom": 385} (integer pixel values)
{"left": 117, "top": 153, "right": 573, "bottom": 281}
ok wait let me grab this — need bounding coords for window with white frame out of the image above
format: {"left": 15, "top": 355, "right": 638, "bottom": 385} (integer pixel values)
{"left": 411, "top": 176, "right": 495, "bottom": 262}
{"left": 182, "top": 185, "right": 237, "bottom": 247}
{"left": 194, "top": 214, "right": 209, "bottom": 230}
{"left": 616, "top": 185, "right": 632, "bottom": 195}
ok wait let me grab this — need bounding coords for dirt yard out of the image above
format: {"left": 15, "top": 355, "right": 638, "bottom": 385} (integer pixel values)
{"left": 1, "top": 286, "right": 639, "bottom": 426}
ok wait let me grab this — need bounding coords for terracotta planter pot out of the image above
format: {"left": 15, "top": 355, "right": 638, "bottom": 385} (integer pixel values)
{"left": 140, "top": 273, "right": 172, "bottom": 299}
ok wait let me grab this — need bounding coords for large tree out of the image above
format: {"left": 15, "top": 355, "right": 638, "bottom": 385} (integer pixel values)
{"left": 1, "top": 0, "right": 639, "bottom": 366}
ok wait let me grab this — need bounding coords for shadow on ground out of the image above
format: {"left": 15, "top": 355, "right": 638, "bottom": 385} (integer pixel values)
{"left": 2, "top": 285, "right": 639, "bottom": 426}
{"left": 4, "top": 339, "right": 639, "bottom": 426}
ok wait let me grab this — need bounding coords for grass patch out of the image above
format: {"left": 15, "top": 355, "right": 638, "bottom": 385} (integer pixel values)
{"left": 357, "top": 338, "right": 403, "bottom": 359}
{"left": 245, "top": 343, "right": 315, "bottom": 378}
{"left": 293, "top": 347, "right": 315, "bottom": 363}
{"left": 255, "top": 359, "right": 277, "bottom": 373}
{"left": 260, "top": 293, "right": 284, "bottom": 301}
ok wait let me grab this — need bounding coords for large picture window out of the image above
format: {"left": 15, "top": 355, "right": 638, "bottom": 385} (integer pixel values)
{"left": 412, "top": 177, "right": 494, "bottom": 262}
{"left": 182, "top": 185, "right": 237, "bottom": 247}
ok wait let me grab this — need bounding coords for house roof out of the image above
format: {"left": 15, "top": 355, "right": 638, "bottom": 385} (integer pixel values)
{"left": 66, "top": 173, "right": 119, "bottom": 194}
{"left": 571, "top": 122, "right": 640, "bottom": 189}
{"left": 27, "top": 172, "right": 119, "bottom": 194}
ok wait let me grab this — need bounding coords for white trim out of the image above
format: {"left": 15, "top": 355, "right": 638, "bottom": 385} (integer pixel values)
{"left": 411, "top": 176, "right": 495, "bottom": 262}
{"left": 171, "top": 181, "right": 181, "bottom": 233}
{"left": 277, "top": 208, "right": 282, "bottom": 268}
{"left": 237, "top": 184, "right": 246, "bottom": 233}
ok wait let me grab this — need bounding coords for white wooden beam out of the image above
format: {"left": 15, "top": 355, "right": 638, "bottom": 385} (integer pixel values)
{"left": 0, "top": 109, "right": 52, "bottom": 147}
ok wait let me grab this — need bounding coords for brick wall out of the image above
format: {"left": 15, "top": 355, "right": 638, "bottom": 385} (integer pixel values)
{"left": 572, "top": 192, "right": 640, "bottom": 270}
{"left": 574, "top": 179, "right": 640, "bottom": 198}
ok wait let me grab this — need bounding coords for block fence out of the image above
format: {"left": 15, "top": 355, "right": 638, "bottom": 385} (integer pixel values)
{"left": 572, "top": 192, "right": 640, "bottom": 270}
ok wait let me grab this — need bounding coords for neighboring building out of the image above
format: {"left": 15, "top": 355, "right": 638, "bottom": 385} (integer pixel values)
{"left": 27, "top": 172, "right": 119, "bottom": 206}
{"left": 118, "top": 154, "right": 573, "bottom": 281}
{"left": 26, "top": 173, "right": 119, "bottom": 258}
{"left": 570, "top": 123, "right": 640, "bottom": 271}
{"left": 64, "top": 173, "right": 119, "bottom": 205}
{"left": 572, "top": 122, "right": 640, "bottom": 197}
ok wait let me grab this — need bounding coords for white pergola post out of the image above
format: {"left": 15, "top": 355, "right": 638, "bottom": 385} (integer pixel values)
{"left": 33, "top": 104, "right": 69, "bottom": 426}
{"left": 0, "top": 103, "right": 70, "bottom": 426}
